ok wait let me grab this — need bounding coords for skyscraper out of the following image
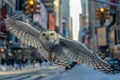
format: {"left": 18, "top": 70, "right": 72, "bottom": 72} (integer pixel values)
{"left": 61, "top": 0, "right": 70, "bottom": 38}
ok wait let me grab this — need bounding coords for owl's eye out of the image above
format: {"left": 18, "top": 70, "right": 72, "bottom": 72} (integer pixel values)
{"left": 50, "top": 33, "right": 54, "bottom": 36}
{"left": 42, "top": 33, "right": 46, "bottom": 36}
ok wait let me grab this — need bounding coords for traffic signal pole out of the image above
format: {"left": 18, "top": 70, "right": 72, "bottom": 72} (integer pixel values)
{"left": 91, "top": 0, "right": 120, "bottom": 7}
{"left": 96, "top": 7, "right": 109, "bottom": 26}
{"left": 100, "top": 16, "right": 105, "bottom": 26}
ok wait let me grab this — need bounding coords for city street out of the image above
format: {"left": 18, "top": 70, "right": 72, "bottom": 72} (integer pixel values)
{"left": 0, "top": 69, "right": 63, "bottom": 80}
{"left": 3, "top": 65, "right": 119, "bottom": 80}
{"left": 0, "top": 63, "right": 65, "bottom": 80}
{"left": 0, "top": 0, "right": 120, "bottom": 80}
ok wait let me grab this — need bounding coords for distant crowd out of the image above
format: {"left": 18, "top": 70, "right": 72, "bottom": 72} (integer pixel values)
{"left": 0, "top": 53, "right": 43, "bottom": 70}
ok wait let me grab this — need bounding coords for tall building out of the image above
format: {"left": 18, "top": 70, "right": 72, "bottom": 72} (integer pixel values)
{"left": 0, "top": 0, "right": 38, "bottom": 56}
{"left": 40, "top": 0, "right": 55, "bottom": 15}
{"left": 69, "top": 17, "right": 73, "bottom": 39}
{"left": 80, "top": 0, "right": 91, "bottom": 47}
{"left": 79, "top": 14, "right": 85, "bottom": 42}
{"left": 41, "top": 0, "right": 61, "bottom": 32}
{"left": 54, "top": 0, "right": 61, "bottom": 33}
{"left": 61, "top": 0, "right": 70, "bottom": 38}
{"left": 0, "top": 0, "right": 16, "bottom": 57}
{"left": 33, "top": 0, "right": 48, "bottom": 29}
{"left": 81, "top": 0, "right": 89, "bottom": 27}
{"left": 109, "top": 0, "right": 120, "bottom": 59}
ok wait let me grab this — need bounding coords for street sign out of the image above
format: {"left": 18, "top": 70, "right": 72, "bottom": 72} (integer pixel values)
{"left": 97, "top": 27, "right": 107, "bottom": 46}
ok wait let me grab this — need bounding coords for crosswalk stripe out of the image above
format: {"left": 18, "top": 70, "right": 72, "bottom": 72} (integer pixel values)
{"left": 0, "top": 74, "right": 22, "bottom": 80}
{"left": 5, "top": 74, "right": 31, "bottom": 80}
{"left": 0, "top": 66, "right": 65, "bottom": 80}
{"left": 0, "top": 72, "right": 48, "bottom": 80}
{"left": 23, "top": 75, "right": 44, "bottom": 80}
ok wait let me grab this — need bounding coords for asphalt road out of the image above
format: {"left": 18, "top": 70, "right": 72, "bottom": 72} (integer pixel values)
{"left": 0, "top": 67, "right": 65, "bottom": 80}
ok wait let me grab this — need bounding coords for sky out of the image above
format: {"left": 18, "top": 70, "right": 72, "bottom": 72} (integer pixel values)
{"left": 70, "top": 0, "right": 82, "bottom": 41}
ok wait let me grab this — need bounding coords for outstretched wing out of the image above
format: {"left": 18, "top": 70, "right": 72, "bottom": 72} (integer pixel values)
{"left": 5, "top": 19, "right": 41, "bottom": 48}
{"left": 59, "top": 38, "right": 119, "bottom": 73}
{"left": 5, "top": 19, "right": 50, "bottom": 59}
{"left": 59, "top": 38, "right": 101, "bottom": 65}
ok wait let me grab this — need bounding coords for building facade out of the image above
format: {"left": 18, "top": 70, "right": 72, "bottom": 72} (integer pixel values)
{"left": 54, "top": 0, "right": 61, "bottom": 33}
{"left": 0, "top": 0, "right": 47, "bottom": 57}
{"left": 80, "top": 0, "right": 91, "bottom": 47}
{"left": 0, "top": 0, "right": 16, "bottom": 58}
{"left": 109, "top": 0, "right": 120, "bottom": 59}
{"left": 87, "top": 0, "right": 120, "bottom": 58}
{"left": 68, "top": 17, "right": 73, "bottom": 39}
{"left": 61, "top": 0, "right": 70, "bottom": 38}
{"left": 41, "top": 0, "right": 55, "bottom": 15}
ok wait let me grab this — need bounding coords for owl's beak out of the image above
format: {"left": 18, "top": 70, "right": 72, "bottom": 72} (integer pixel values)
{"left": 46, "top": 37, "right": 49, "bottom": 40}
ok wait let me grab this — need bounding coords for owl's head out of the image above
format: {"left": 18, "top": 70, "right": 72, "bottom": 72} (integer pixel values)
{"left": 39, "top": 31, "right": 60, "bottom": 44}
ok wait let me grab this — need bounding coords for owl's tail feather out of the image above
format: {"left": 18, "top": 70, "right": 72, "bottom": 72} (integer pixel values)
{"left": 93, "top": 58, "right": 120, "bottom": 74}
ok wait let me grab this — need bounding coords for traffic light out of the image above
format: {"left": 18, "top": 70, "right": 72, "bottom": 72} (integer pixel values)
{"left": 25, "top": 0, "right": 40, "bottom": 15}
{"left": 32, "top": 1, "right": 41, "bottom": 14}
{"left": 96, "top": 7, "right": 109, "bottom": 20}
{"left": 99, "top": 7, "right": 105, "bottom": 13}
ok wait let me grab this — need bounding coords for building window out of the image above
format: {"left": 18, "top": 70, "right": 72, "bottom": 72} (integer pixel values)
{"left": 118, "top": 11, "right": 120, "bottom": 24}
{"left": 116, "top": 11, "right": 120, "bottom": 24}
{"left": 115, "top": 29, "right": 120, "bottom": 44}
{"left": 6, "top": 4, "right": 12, "bottom": 14}
{"left": 117, "top": 30, "right": 120, "bottom": 41}
{"left": 16, "top": 0, "right": 25, "bottom": 10}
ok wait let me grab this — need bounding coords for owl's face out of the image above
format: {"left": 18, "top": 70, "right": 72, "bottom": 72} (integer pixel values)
{"left": 39, "top": 31, "right": 59, "bottom": 44}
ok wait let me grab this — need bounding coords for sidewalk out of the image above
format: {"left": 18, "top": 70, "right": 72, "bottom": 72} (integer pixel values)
{"left": 0, "top": 62, "right": 64, "bottom": 75}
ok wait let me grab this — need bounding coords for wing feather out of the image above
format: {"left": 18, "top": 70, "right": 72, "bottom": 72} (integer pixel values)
{"left": 59, "top": 38, "right": 119, "bottom": 73}
{"left": 5, "top": 20, "right": 40, "bottom": 48}
{"left": 60, "top": 38, "right": 96, "bottom": 64}
{"left": 5, "top": 19, "right": 50, "bottom": 60}
{"left": 59, "top": 38, "right": 104, "bottom": 66}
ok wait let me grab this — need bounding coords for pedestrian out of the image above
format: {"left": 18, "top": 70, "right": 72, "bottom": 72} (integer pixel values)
{"left": 11, "top": 56, "right": 15, "bottom": 67}
{"left": 22, "top": 54, "right": 28, "bottom": 67}
{"left": 16, "top": 57, "right": 22, "bottom": 70}
{"left": 37, "top": 56, "right": 43, "bottom": 66}
{"left": 1, "top": 57, "right": 6, "bottom": 65}
{"left": 6, "top": 55, "right": 11, "bottom": 66}
{"left": 31, "top": 57, "right": 37, "bottom": 67}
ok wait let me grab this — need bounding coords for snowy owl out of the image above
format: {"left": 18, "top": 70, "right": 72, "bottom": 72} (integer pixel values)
{"left": 4, "top": 15, "right": 120, "bottom": 74}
